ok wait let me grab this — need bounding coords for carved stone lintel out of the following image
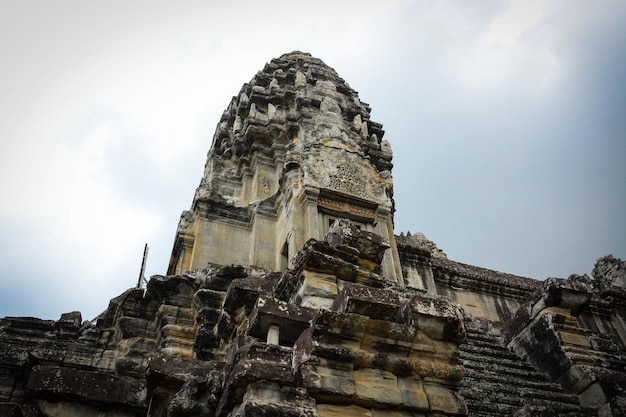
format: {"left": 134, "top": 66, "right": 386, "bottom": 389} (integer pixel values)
{"left": 317, "top": 197, "right": 376, "bottom": 221}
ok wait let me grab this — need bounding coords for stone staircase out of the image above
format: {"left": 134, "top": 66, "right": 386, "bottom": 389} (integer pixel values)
{"left": 459, "top": 319, "right": 593, "bottom": 417}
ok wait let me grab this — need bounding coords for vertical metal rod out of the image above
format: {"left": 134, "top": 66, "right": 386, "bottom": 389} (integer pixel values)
{"left": 137, "top": 243, "right": 149, "bottom": 288}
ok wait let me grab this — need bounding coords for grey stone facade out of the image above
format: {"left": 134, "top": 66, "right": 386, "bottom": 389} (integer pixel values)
{"left": 1, "top": 52, "right": 624, "bottom": 417}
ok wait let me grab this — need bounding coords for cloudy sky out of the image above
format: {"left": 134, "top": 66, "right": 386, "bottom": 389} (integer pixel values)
{"left": 1, "top": 0, "right": 624, "bottom": 320}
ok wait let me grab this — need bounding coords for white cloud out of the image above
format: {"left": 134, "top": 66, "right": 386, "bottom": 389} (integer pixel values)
{"left": 484, "top": 0, "right": 550, "bottom": 46}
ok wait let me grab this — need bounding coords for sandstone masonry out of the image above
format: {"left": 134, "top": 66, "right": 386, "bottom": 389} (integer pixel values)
{"left": 1, "top": 52, "right": 624, "bottom": 417}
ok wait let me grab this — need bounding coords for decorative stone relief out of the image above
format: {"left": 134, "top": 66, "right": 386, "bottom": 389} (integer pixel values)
{"left": 261, "top": 177, "right": 271, "bottom": 197}
{"left": 317, "top": 197, "right": 376, "bottom": 221}
{"left": 328, "top": 164, "right": 367, "bottom": 198}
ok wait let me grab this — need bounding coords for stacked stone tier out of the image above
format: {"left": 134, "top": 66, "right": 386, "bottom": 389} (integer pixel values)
{"left": 459, "top": 318, "right": 590, "bottom": 417}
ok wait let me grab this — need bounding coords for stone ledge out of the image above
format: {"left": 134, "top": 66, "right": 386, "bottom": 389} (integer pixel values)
{"left": 26, "top": 365, "right": 146, "bottom": 411}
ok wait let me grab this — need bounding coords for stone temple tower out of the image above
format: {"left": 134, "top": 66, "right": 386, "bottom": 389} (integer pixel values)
{"left": 2, "top": 52, "right": 624, "bottom": 417}
{"left": 168, "top": 51, "right": 403, "bottom": 283}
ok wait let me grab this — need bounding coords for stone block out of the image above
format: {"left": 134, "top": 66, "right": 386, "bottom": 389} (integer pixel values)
{"left": 155, "top": 304, "right": 179, "bottom": 327}
{"left": 300, "top": 359, "right": 355, "bottom": 403}
{"left": 115, "top": 317, "right": 149, "bottom": 339}
{"left": 35, "top": 400, "right": 136, "bottom": 417}
{"left": 399, "top": 295, "right": 465, "bottom": 344}
{"left": 147, "top": 276, "right": 195, "bottom": 307}
{"left": 295, "top": 270, "right": 338, "bottom": 309}
{"left": 55, "top": 311, "right": 82, "bottom": 338}
{"left": 26, "top": 365, "right": 146, "bottom": 410}
{"left": 358, "top": 257, "right": 381, "bottom": 274}
{"left": 371, "top": 410, "right": 426, "bottom": 417}
{"left": 398, "top": 375, "right": 429, "bottom": 412}
{"left": 354, "top": 368, "right": 403, "bottom": 409}
{"left": 292, "top": 240, "right": 359, "bottom": 281}
{"left": 361, "top": 319, "right": 415, "bottom": 356}
{"left": 158, "top": 324, "right": 196, "bottom": 346}
{"left": 147, "top": 356, "right": 223, "bottom": 388}
{"left": 409, "top": 331, "right": 459, "bottom": 366}
{"left": 423, "top": 382, "right": 467, "bottom": 416}
{"left": 323, "top": 219, "right": 390, "bottom": 265}
{"left": 333, "top": 284, "right": 401, "bottom": 321}
{"left": 63, "top": 343, "right": 104, "bottom": 368}
{"left": 247, "top": 296, "right": 315, "bottom": 346}
{"left": 236, "top": 383, "right": 316, "bottom": 417}
{"left": 302, "top": 311, "right": 367, "bottom": 358}
{"left": 194, "top": 289, "right": 225, "bottom": 308}
{"left": 0, "top": 342, "right": 29, "bottom": 368}
{"left": 317, "top": 404, "right": 372, "bottom": 417}
{"left": 314, "top": 310, "right": 369, "bottom": 339}
{"left": 98, "top": 288, "right": 146, "bottom": 327}
{"left": 154, "top": 304, "right": 194, "bottom": 329}
{"left": 224, "top": 343, "right": 294, "bottom": 387}
{"left": 115, "top": 356, "right": 147, "bottom": 377}
{"left": 503, "top": 277, "right": 592, "bottom": 343}
{"left": 558, "top": 330, "right": 591, "bottom": 347}
{"left": 222, "top": 281, "right": 262, "bottom": 316}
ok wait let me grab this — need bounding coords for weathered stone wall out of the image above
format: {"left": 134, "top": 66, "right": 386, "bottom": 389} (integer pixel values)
{"left": 0, "top": 221, "right": 469, "bottom": 417}
{"left": 5, "top": 223, "right": 623, "bottom": 417}
{"left": 2, "top": 52, "right": 625, "bottom": 417}
{"left": 397, "top": 233, "right": 540, "bottom": 323}
{"left": 503, "top": 267, "right": 626, "bottom": 416}
{"left": 397, "top": 233, "right": 626, "bottom": 415}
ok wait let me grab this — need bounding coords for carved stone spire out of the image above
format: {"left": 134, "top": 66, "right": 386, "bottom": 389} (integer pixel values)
{"left": 168, "top": 52, "right": 401, "bottom": 282}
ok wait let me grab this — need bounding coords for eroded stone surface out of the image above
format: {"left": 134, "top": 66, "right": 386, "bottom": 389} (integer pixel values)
{"left": 1, "top": 52, "right": 625, "bottom": 417}
{"left": 0, "top": 220, "right": 470, "bottom": 417}
{"left": 167, "top": 51, "right": 401, "bottom": 282}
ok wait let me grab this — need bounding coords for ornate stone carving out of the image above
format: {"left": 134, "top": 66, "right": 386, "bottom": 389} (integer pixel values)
{"left": 327, "top": 164, "right": 367, "bottom": 198}
{"left": 317, "top": 196, "right": 376, "bottom": 221}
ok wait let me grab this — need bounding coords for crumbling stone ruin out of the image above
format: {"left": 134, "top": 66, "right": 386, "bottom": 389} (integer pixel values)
{"left": 1, "top": 52, "right": 625, "bottom": 417}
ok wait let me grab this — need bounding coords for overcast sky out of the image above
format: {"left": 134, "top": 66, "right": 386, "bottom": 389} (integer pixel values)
{"left": 1, "top": 0, "right": 624, "bottom": 320}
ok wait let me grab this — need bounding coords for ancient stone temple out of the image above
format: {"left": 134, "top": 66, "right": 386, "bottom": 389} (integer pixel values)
{"left": 1, "top": 52, "right": 625, "bottom": 417}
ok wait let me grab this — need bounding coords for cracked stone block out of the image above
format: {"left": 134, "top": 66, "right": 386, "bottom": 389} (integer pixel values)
{"left": 354, "top": 368, "right": 403, "bottom": 409}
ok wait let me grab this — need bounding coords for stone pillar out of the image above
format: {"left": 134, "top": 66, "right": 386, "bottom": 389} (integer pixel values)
{"left": 249, "top": 214, "right": 276, "bottom": 271}
{"left": 177, "top": 235, "right": 195, "bottom": 275}
{"left": 300, "top": 186, "right": 320, "bottom": 241}
{"left": 376, "top": 206, "right": 403, "bottom": 284}
{"left": 267, "top": 325, "right": 280, "bottom": 345}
